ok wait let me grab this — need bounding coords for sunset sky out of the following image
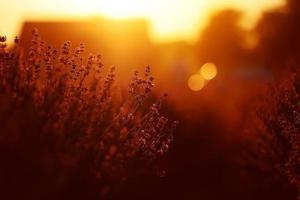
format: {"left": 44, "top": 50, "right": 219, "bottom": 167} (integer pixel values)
{"left": 1, "top": 0, "right": 284, "bottom": 43}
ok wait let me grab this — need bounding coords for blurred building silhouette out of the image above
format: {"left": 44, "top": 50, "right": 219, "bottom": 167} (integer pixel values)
{"left": 20, "top": 18, "right": 155, "bottom": 77}
{"left": 20, "top": 18, "right": 197, "bottom": 86}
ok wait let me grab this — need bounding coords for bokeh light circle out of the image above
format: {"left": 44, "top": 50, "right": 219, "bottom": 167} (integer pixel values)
{"left": 200, "top": 62, "right": 218, "bottom": 80}
{"left": 188, "top": 74, "right": 205, "bottom": 91}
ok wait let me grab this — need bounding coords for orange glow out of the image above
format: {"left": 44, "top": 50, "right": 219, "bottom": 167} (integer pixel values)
{"left": 0, "top": 0, "right": 285, "bottom": 44}
{"left": 200, "top": 63, "right": 218, "bottom": 80}
{"left": 188, "top": 74, "right": 205, "bottom": 91}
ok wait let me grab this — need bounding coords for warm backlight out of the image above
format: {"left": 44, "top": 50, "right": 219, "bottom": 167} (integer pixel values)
{"left": 200, "top": 63, "right": 218, "bottom": 80}
{"left": 188, "top": 62, "right": 218, "bottom": 91}
{"left": 0, "top": 0, "right": 285, "bottom": 44}
{"left": 188, "top": 74, "right": 205, "bottom": 91}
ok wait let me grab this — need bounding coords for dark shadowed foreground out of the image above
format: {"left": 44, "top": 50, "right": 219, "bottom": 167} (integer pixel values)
{"left": 0, "top": 31, "right": 177, "bottom": 200}
{"left": 2, "top": 1, "right": 300, "bottom": 198}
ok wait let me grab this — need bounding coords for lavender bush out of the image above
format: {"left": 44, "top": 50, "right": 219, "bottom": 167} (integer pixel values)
{"left": 254, "top": 68, "right": 300, "bottom": 199}
{"left": 0, "top": 29, "right": 177, "bottom": 199}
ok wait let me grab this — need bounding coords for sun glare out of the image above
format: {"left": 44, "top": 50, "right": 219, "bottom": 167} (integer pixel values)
{"left": 69, "top": 0, "right": 207, "bottom": 43}
{"left": 0, "top": 0, "right": 285, "bottom": 44}
{"left": 77, "top": 0, "right": 146, "bottom": 18}
{"left": 188, "top": 74, "right": 205, "bottom": 91}
{"left": 188, "top": 62, "right": 218, "bottom": 91}
{"left": 200, "top": 63, "right": 218, "bottom": 80}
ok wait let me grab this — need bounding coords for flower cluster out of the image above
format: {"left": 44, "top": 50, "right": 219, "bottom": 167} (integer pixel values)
{"left": 256, "top": 69, "right": 300, "bottom": 198}
{"left": 0, "top": 29, "right": 177, "bottom": 198}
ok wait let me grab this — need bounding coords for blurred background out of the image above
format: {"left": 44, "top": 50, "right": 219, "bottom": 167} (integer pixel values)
{"left": 2, "top": 0, "right": 300, "bottom": 199}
